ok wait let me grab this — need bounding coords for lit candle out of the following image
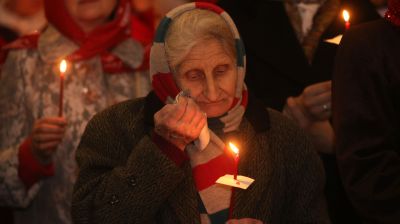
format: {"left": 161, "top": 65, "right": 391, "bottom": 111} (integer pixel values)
{"left": 59, "top": 60, "right": 67, "bottom": 117}
{"left": 342, "top": 10, "right": 350, "bottom": 30}
{"left": 229, "top": 142, "right": 240, "bottom": 180}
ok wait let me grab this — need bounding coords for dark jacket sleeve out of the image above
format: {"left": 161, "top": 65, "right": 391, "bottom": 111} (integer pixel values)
{"left": 333, "top": 21, "right": 400, "bottom": 224}
{"left": 71, "top": 99, "right": 186, "bottom": 223}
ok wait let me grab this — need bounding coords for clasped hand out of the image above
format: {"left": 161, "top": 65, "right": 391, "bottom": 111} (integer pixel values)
{"left": 154, "top": 96, "right": 207, "bottom": 151}
{"left": 284, "top": 80, "right": 332, "bottom": 127}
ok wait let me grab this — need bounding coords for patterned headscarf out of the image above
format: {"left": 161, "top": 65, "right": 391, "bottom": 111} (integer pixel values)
{"left": 385, "top": 0, "right": 400, "bottom": 27}
{"left": 150, "top": 2, "right": 248, "bottom": 137}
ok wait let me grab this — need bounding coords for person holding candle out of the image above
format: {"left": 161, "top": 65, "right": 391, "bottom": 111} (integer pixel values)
{"left": 333, "top": 0, "right": 400, "bottom": 223}
{"left": 72, "top": 3, "right": 329, "bottom": 223}
{"left": 216, "top": 0, "right": 383, "bottom": 223}
{"left": 0, "top": 0, "right": 150, "bottom": 223}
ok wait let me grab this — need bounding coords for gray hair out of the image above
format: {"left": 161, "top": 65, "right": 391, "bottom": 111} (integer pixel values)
{"left": 165, "top": 9, "right": 236, "bottom": 74}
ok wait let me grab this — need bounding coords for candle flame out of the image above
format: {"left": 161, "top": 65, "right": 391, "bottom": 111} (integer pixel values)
{"left": 342, "top": 10, "right": 350, "bottom": 22}
{"left": 60, "top": 60, "right": 67, "bottom": 73}
{"left": 229, "top": 142, "right": 239, "bottom": 155}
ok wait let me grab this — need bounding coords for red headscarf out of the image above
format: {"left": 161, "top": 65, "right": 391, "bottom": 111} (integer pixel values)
{"left": 45, "top": 0, "right": 134, "bottom": 73}
{"left": 2, "top": 0, "right": 137, "bottom": 73}
{"left": 130, "top": 7, "right": 155, "bottom": 71}
{"left": 385, "top": 0, "right": 400, "bottom": 27}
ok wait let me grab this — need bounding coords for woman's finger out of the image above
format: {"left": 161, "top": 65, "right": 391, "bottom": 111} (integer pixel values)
{"left": 33, "top": 133, "right": 65, "bottom": 143}
{"left": 303, "top": 80, "right": 331, "bottom": 98}
{"left": 178, "top": 98, "right": 197, "bottom": 124}
{"left": 282, "top": 101, "right": 295, "bottom": 120}
{"left": 186, "top": 112, "right": 207, "bottom": 139}
{"left": 287, "top": 97, "right": 311, "bottom": 129}
{"left": 37, "top": 117, "right": 67, "bottom": 126}
{"left": 308, "top": 102, "right": 332, "bottom": 120}
{"left": 34, "top": 123, "right": 66, "bottom": 135}
{"left": 154, "top": 104, "right": 184, "bottom": 129}
{"left": 303, "top": 90, "right": 331, "bottom": 109}
{"left": 189, "top": 109, "right": 206, "bottom": 128}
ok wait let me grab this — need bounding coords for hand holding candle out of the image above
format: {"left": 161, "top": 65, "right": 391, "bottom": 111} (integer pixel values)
{"left": 342, "top": 10, "right": 350, "bottom": 30}
{"left": 59, "top": 60, "right": 67, "bottom": 117}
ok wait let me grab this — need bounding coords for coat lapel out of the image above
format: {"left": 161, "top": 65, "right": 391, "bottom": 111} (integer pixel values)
{"left": 167, "top": 162, "right": 201, "bottom": 223}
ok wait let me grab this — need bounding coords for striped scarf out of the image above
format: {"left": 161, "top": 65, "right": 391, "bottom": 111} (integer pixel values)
{"left": 149, "top": 2, "right": 247, "bottom": 222}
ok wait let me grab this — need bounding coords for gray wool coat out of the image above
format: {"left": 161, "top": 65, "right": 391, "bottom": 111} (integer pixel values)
{"left": 71, "top": 92, "right": 330, "bottom": 224}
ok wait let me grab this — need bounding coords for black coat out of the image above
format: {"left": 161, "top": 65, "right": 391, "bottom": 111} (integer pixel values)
{"left": 218, "top": 0, "right": 381, "bottom": 111}
{"left": 72, "top": 93, "right": 329, "bottom": 223}
{"left": 217, "top": 0, "right": 381, "bottom": 223}
{"left": 333, "top": 19, "right": 400, "bottom": 224}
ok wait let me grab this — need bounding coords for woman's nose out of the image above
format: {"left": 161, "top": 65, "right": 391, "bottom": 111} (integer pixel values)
{"left": 204, "top": 76, "right": 219, "bottom": 101}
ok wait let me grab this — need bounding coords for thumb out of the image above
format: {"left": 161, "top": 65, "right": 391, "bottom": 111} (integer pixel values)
{"left": 287, "top": 97, "right": 310, "bottom": 128}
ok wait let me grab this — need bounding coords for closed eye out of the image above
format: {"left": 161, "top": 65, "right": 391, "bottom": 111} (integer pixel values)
{"left": 214, "top": 64, "right": 229, "bottom": 76}
{"left": 185, "top": 70, "right": 204, "bottom": 81}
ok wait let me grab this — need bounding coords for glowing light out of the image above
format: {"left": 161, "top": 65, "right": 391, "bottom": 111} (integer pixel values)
{"left": 342, "top": 10, "right": 350, "bottom": 22}
{"left": 229, "top": 142, "right": 239, "bottom": 155}
{"left": 60, "top": 60, "right": 67, "bottom": 73}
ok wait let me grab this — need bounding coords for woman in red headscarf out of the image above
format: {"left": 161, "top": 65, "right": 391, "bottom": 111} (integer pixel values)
{"left": 333, "top": 0, "right": 400, "bottom": 223}
{"left": 0, "top": 0, "right": 150, "bottom": 223}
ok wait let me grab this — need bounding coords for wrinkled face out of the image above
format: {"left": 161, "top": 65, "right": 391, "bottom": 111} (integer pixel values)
{"left": 176, "top": 39, "right": 237, "bottom": 118}
{"left": 65, "top": 0, "right": 117, "bottom": 30}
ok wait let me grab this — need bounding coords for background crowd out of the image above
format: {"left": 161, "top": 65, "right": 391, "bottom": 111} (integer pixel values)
{"left": 0, "top": 0, "right": 398, "bottom": 223}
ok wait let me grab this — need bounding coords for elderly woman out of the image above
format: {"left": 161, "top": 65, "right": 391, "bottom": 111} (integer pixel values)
{"left": 0, "top": 0, "right": 150, "bottom": 223}
{"left": 72, "top": 2, "right": 328, "bottom": 223}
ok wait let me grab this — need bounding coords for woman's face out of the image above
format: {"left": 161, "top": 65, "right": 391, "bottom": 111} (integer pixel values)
{"left": 176, "top": 39, "right": 237, "bottom": 118}
{"left": 65, "top": 0, "right": 117, "bottom": 32}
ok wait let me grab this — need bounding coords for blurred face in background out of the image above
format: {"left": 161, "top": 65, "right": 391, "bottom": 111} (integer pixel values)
{"left": 5, "top": 0, "right": 44, "bottom": 17}
{"left": 370, "top": 0, "right": 387, "bottom": 7}
{"left": 130, "top": 0, "right": 153, "bottom": 12}
{"left": 64, "top": 0, "right": 118, "bottom": 32}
